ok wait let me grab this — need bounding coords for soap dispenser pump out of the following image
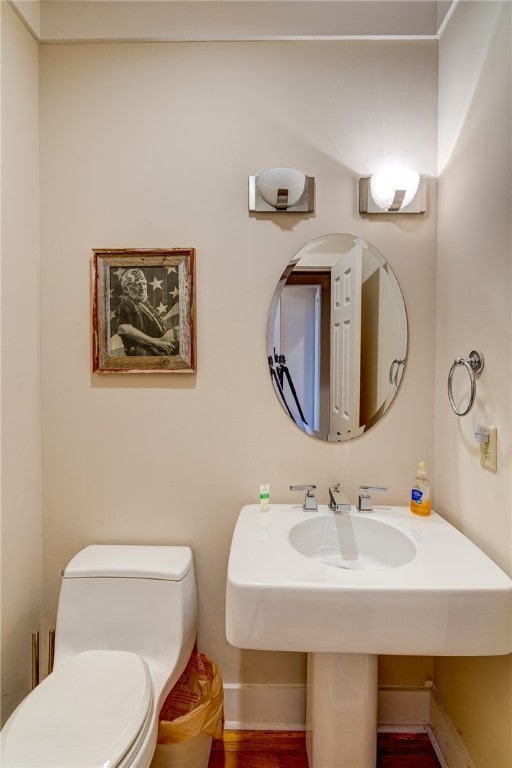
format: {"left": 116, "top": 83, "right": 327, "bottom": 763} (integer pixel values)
{"left": 410, "top": 461, "right": 431, "bottom": 517}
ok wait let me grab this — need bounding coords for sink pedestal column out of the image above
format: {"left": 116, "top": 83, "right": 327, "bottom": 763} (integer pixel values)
{"left": 306, "top": 652, "right": 378, "bottom": 768}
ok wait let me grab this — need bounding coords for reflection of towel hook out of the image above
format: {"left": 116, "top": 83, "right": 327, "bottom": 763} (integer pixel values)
{"left": 448, "top": 350, "right": 484, "bottom": 416}
{"left": 389, "top": 358, "right": 405, "bottom": 391}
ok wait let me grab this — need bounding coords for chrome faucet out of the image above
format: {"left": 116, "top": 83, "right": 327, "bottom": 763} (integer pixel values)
{"left": 290, "top": 484, "right": 317, "bottom": 512}
{"left": 328, "top": 483, "right": 351, "bottom": 513}
{"left": 357, "top": 485, "right": 388, "bottom": 512}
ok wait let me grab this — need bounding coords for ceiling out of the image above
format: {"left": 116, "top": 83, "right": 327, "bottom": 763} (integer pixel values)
{"left": 14, "top": 0, "right": 456, "bottom": 42}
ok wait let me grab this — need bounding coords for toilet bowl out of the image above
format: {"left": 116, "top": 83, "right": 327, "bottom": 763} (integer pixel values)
{"left": 1, "top": 545, "right": 198, "bottom": 768}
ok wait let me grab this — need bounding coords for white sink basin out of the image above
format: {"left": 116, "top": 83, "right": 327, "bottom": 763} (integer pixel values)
{"left": 289, "top": 514, "right": 416, "bottom": 571}
{"left": 226, "top": 505, "right": 512, "bottom": 656}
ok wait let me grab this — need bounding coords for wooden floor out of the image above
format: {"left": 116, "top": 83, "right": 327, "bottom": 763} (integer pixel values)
{"left": 208, "top": 730, "right": 442, "bottom": 768}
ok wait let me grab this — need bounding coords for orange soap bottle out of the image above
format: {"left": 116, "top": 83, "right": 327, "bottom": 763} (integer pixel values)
{"left": 410, "top": 461, "right": 431, "bottom": 517}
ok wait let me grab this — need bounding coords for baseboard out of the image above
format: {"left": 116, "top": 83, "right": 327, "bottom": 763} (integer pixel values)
{"left": 223, "top": 684, "right": 430, "bottom": 732}
{"left": 223, "top": 683, "right": 474, "bottom": 768}
{"left": 429, "top": 689, "right": 475, "bottom": 768}
{"left": 223, "top": 683, "right": 306, "bottom": 731}
{"left": 377, "top": 687, "right": 430, "bottom": 729}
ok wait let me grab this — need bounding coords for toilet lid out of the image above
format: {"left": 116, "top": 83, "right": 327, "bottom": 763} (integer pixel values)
{"left": 1, "top": 650, "right": 152, "bottom": 768}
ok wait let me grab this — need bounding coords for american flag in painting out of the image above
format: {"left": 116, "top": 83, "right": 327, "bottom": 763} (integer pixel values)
{"left": 108, "top": 265, "right": 180, "bottom": 355}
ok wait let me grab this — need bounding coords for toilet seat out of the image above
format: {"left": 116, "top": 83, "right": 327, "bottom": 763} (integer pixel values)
{"left": 1, "top": 650, "right": 153, "bottom": 768}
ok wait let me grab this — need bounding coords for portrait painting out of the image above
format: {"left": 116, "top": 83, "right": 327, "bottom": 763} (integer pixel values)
{"left": 92, "top": 248, "right": 196, "bottom": 373}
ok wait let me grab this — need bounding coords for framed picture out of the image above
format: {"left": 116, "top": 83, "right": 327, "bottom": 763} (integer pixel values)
{"left": 92, "top": 248, "right": 196, "bottom": 373}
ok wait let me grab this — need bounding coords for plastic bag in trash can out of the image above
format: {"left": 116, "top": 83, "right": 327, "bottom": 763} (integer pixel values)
{"left": 157, "top": 652, "right": 224, "bottom": 744}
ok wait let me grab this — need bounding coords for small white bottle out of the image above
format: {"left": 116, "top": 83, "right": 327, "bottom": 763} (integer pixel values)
{"left": 410, "top": 461, "right": 431, "bottom": 517}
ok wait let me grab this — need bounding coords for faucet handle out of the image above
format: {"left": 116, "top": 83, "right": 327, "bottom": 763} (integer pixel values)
{"left": 290, "top": 484, "right": 317, "bottom": 512}
{"left": 358, "top": 485, "right": 387, "bottom": 512}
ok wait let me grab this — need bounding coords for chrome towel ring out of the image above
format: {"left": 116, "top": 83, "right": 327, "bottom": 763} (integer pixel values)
{"left": 448, "top": 350, "right": 484, "bottom": 416}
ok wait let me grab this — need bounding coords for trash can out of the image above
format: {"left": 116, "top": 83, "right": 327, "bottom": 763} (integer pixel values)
{"left": 150, "top": 651, "right": 224, "bottom": 768}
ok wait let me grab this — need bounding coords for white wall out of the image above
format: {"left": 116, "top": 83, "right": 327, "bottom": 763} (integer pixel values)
{"left": 39, "top": 39, "right": 437, "bottom": 691}
{"left": 0, "top": 2, "right": 42, "bottom": 725}
{"left": 435, "top": 2, "right": 512, "bottom": 766}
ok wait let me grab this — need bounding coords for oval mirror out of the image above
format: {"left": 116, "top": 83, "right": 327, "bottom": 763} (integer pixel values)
{"left": 267, "top": 234, "right": 408, "bottom": 442}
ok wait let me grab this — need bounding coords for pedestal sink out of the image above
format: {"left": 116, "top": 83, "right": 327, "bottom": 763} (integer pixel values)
{"left": 226, "top": 504, "right": 512, "bottom": 768}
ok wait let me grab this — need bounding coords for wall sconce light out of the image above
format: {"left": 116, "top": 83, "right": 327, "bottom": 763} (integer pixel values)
{"left": 359, "top": 167, "right": 426, "bottom": 214}
{"left": 249, "top": 167, "right": 315, "bottom": 212}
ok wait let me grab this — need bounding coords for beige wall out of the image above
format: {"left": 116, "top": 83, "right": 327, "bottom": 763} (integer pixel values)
{"left": 38, "top": 39, "right": 437, "bottom": 688}
{"left": 0, "top": 3, "right": 42, "bottom": 725}
{"left": 435, "top": 2, "right": 512, "bottom": 766}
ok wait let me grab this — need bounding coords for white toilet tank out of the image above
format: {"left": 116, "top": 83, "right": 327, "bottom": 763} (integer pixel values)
{"left": 54, "top": 545, "right": 198, "bottom": 681}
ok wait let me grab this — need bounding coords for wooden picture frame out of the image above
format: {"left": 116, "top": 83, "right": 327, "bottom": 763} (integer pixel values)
{"left": 92, "top": 248, "right": 196, "bottom": 373}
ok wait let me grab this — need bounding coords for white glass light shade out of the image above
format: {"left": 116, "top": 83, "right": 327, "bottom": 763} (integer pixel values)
{"left": 257, "top": 168, "right": 306, "bottom": 209}
{"left": 369, "top": 168, "right": 420, "bottom": 211}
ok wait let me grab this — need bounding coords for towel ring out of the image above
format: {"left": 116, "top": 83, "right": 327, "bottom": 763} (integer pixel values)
{"left": 448, "top": 350, "right": 484, "bottom": 416}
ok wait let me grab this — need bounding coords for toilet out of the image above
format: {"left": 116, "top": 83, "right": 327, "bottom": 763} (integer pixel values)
{"left": 1, "top": 544, "right": 198, "bottom": 768}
